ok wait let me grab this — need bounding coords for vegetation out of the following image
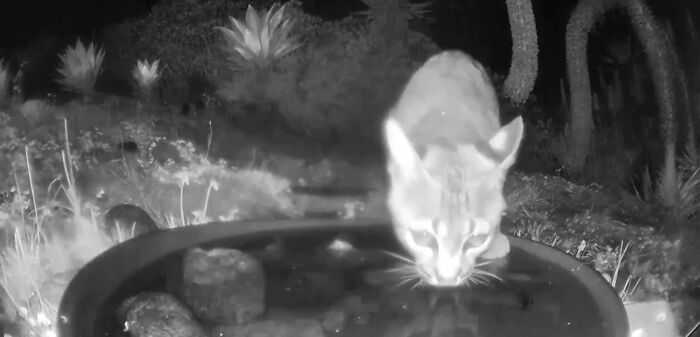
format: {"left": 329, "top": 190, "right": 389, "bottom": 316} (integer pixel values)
{"left": 502, "top": 0, "right": 539, "bottom": 105}
{"left": 0, "top": 60, "right": 9, "bottom": 106}
{"left": 100, "top": 0, "right": 244, "bottom": 104}
{"left": 131, "top": 59, "right": 161, "bottom": 104}
{"left": 0, "top": 0, "right": 699, "bottom": 336}
{"left": 563, "top": 0, "right": 679, "bottom": 213}
{"left": 216, "top": 2, "right": 302, "bottom": 68}
{"left": 56, "top": 40, "right": 105, "bottom": 100}
{"left": 212, "top": 1, "right": 438, "bottom": 141}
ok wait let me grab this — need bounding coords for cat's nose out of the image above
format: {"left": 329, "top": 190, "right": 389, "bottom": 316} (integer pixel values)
{"left": 432, "top": 274, "right": 461, "bottom": 287}
{"left": 434, "top": 260, "right": 461, "bottom": 285}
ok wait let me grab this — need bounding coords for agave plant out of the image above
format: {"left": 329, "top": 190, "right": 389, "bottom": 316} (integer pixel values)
{"left": 216, "top": 2, "right": 301, "bottom": 68}
{"left": 56, "top": 39, "right": 105, "bottom": 98}
{"left": 132, "top": 58, "right": 161, "bottom": 101}
{"left": 0, "top": 59, "right": 8, "bottom": 105}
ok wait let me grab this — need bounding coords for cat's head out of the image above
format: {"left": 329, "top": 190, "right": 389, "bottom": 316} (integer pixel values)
{"left": 384, "top": 116, "right": 524, "bottom": 287}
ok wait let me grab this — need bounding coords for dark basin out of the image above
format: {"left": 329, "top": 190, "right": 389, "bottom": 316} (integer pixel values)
{"left": 57, "top": 218, "right": 629, "bottom": 337}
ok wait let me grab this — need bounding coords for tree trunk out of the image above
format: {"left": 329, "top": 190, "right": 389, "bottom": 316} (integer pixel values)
{"left": 563, "top": 0, "right": 612, "bottom": 172}
{"left": 625, "top": 0, "right": 677, "bottom": 206}
{"left": 665, "top": 23, "right": 697, "bottom": 163}
{"left": 564, "top": 0, "right": 677, "bottom": 205}
{"left": 503, "top": 0, "right": 539, "bottom": 105}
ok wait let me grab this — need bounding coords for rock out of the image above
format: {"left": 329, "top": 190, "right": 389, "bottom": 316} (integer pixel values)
{"left": 117, "top": 292, "right": 208, "bottom": 337}
{"left": 104, "top": 204, "right": 159, "bottom": 239}
{"left": 181, "top": 247, "right": 265, "bottom": 325}
{"left": 212, "top": 318, "right": 325, "bottom": 337}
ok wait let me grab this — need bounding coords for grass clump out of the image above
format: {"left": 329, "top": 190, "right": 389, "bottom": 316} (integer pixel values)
{"left": 0, "top": 112, "right": 299, "bottom": 337}
{"left": 0, "top": 128, "right": 113, "bottom": 337}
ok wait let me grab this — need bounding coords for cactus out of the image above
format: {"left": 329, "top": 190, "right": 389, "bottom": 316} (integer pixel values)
{"left": 502, "top": 0, "right": 539, "bottom": 105}
{"left": 563, "top": 0, "right": 611, "bottom": 172}
{"left": 664, "top": 22, "right": 697, "bottom": 163}
{"left": 564, "top": 0, "right": 677, "bottom": 208}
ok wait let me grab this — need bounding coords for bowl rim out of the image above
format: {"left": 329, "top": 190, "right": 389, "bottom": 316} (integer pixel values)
{"left": 57, "top": 217, "right": 629, "bottom": 337}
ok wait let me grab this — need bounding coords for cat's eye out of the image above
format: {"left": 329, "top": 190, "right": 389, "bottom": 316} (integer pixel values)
{"left": 409, "top": 229, "right": 436, "bottom": 248}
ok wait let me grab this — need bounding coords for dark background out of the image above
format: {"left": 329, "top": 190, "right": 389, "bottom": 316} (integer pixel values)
{"left": 0, "top": 0, "right": 698, "bottom": 105}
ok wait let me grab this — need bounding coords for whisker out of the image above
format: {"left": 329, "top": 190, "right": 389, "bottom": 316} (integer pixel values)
{"left": 475, "top": 260, "right": 497, "bottom": 267}
{"left": 393, "top": 276, "right": 416, "bottom": 289}
{"left": 473, "top": 268, "right": 504, "bottom": 283}
{"left": 466, "top": 269, "right": 503, "bottom": 289}
{"left": 399, "top": 273, "right": 424, "bottom": 289}
{"left": 397, "top": 273, "right": 418, "bottom": 282}
{"left": 470, "top": 274, "right": 492, "bottom": 287}
{"left": 381, "top": 250, "right": 415, "bottom": 264}
{"left": 386, "top": 263, "right": 424, "bottom": 290}
{"left": 385, "top": 264, "right": 416, "bottom": 274}
{"left": 469, "top": 274, "right": 489, "bottom": 286}
{"left": 466, "top": 276, "right": 479, "bottom": 287}
{"left": 410, "top": 278, "right": 424, "bottom": 290}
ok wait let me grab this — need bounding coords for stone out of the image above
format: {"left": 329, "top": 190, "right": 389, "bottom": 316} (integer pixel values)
{"left": 104, "top": 204, "right": 159, "bottom": 239}
{"left": 181, "top": 247, "right": 265, "bottom": 325}
{"left": 118, "top": 292, "right": 208, "bottom": 337}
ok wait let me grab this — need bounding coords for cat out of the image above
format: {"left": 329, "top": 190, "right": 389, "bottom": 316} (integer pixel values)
{"left": 383, "top": 50, "right": 524, "bottom": 287}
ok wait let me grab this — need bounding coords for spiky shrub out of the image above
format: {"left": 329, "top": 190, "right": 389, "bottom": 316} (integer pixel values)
{"left": 216, "top": 3, "right": 439, "bottom": 141}
{"left": 667, "top": 152, "right": 700, "bottom": 225}
{"left": 0, "top": 59, "right": 9, "bottom": 106}
{"left": 132, "top": 59, "right": 161, "bottom": 103}
{"left": 216, "top": 2, "right": 301, "bottom": 68}
{"left": 502, "top": 0, "right": 539, "bottom": 105}
{"left": 56, "top": 39, "right": 105, "bottom": 98}
{"left": 101, "top": 0, "right": 242, "bottom": 104}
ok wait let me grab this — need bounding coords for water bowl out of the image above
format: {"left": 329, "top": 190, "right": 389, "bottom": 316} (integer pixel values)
{"left": 57, "top": 218, "right": 629, "bottom": 337}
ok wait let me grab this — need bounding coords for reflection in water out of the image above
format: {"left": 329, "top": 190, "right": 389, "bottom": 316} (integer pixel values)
{"left": 364, "top": 257, "right": 563, "bottom": 337}
{"left": 382, "top": 290, "right": 480, "bottom": 337}
{"left": 378, "top": 284, "right": 550, "bottom": 337}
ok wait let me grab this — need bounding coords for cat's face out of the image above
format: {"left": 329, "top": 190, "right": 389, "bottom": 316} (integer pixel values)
{"left": 384, "top": 117, "right": 523, "bottom": 287}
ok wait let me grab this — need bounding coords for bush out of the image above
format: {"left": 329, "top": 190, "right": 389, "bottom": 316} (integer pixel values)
{"left": 215, "top": 5, "right": 439, "bottom": 142}
{"left": 101, "top": 0, "right": 248, "bottom": 103}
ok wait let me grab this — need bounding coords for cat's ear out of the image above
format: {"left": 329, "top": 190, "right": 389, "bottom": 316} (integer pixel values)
{"left": 488, "top": 116, "right": 524, "bottom": 170}
{"left": 481, "top": 232, "right": 511, "bottom": 259}
{"left": 384, "top": 117, "right": 422, "bottom": 179}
